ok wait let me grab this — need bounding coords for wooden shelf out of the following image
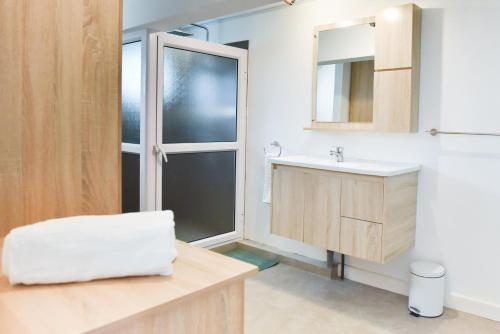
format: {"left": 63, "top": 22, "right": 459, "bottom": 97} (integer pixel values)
{"left": 305, "top": 122, "right": 375, "bottom": 132}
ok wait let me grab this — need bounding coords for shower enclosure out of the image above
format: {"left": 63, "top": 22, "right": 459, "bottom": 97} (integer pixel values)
{"left": 121, "top": 31, "right": 247, "bottom": 247}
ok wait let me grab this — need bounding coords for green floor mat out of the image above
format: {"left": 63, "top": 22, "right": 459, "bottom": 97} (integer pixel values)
{"left": 223, "top": 249, "right": 279, "bottom": 271}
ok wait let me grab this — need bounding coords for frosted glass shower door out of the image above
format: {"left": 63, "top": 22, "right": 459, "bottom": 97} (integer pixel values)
{"left": 151, "top": 33, "right": 247, "bottom": 246}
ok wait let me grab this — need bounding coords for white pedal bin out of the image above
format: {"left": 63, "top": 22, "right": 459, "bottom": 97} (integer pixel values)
{"left": 408, "top": 261, "right": 445, "bottom": 317}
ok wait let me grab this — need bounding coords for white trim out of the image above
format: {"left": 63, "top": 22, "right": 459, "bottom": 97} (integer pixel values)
{"left": 345, "top": 264, "right": 500, "bottom": 322}
{"left": 150, "top": 32, "right": 248, "bottom": 247}
{"left": 447, "top": 293, "right": 500, "bottom": 322}
{"left": 122, "top": 30, "right": 150, "bottom": 211}
{"left": 191, "top": 232, "right": 242, "bottom": 248}
{"left": 121, "top": 143, "right": 141, "bottom": 154}
{"left": 162, "top": 142, "right": 239, "bottom": 154}
{"left": 157, "top": 32, "right": 248, "bottom": 61}
{"left": 145, "top": 33, "right": 159, "bottom": 211}
{"left": 154, "top": 33, "right": 165, "bottom": 211}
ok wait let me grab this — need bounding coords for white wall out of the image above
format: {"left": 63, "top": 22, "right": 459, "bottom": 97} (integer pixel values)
{"left": 201, "top": 0, "right": 500, "bottom": 321}
{"left": 123, "top": 0, "right": 278, "bottom": 32}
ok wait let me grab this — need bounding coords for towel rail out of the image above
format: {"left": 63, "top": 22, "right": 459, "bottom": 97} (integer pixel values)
{"left": 427, "top": 128, "right": 500, "bottom": 137}
{"left": 264, "top": 141, "right": 282, "bottom": 157}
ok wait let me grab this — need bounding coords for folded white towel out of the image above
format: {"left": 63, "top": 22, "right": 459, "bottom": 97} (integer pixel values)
{"left": 2, "top": 210, "right": 177, "bottom": 285}
{"left": 262, "top": 156, "right": 274, "bottom": 204}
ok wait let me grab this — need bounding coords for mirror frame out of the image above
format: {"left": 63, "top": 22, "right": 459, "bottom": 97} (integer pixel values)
{"left": 310, "top": 16, "right": 376, "bottom": 131}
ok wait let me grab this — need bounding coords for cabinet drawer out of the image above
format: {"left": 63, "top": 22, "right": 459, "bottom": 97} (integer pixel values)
{"left": 341, "top": 177, "right": 384, "bottom": 223}
{"left": 340, "top": 217, "right": 382, "bottom": 262}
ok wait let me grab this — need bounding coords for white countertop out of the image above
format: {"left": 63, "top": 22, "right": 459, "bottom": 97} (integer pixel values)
{"left": 269, "top": 155, "right": 421, "bottom": 177}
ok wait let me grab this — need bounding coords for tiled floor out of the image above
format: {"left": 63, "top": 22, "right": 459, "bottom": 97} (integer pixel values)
{"left": 245, "top": 264, "right": 500, "bottom": 334}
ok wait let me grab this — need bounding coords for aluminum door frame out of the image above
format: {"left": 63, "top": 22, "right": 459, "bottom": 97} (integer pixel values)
{"left": 146, "top": 32, "right": 248, "bottom": 248}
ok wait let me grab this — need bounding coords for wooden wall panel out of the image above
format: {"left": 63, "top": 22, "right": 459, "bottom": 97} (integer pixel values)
{"left": 0, "top": 0, "right": 122, "bottom": 237}
{"left": 0, "top": 1, "right": 24, "bottom": 236}
{"left": 82, "top": 0, "right": 122, "bottom": 214}
{"left": 21, "top": 0, "right": 83, "bottom": 224}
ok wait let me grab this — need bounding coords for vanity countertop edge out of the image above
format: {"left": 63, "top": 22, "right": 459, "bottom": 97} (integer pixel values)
{"left": 269, "top": 155, "right": 421, "bottom": 177}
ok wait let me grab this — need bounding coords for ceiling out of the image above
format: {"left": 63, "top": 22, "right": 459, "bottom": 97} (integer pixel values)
{"left": 123, "top": 0, "right": 281, "bottom": 31}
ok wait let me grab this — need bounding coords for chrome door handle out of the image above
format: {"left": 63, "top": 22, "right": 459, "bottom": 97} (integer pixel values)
{"left": 153, "top": 144, "right": 168, "bottom": 164}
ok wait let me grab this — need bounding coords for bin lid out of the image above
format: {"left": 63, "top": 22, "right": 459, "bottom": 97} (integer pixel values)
{"left": 410, "top": 261, "right": 445, "bottom": 278}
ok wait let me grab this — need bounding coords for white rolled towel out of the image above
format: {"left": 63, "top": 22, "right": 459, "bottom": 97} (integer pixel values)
{"left": 263, "top": 148, "right": 281, "bottom": 204}
{"left": 2, "top": 210, "right": 177, "bottom": 285}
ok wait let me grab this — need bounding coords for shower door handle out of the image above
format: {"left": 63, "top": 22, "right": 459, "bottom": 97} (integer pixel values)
{"left": 153, "top": 144, "right": 168, "bottom": 164}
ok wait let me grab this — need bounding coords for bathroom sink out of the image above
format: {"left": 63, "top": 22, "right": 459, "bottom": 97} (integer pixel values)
{"left": 269, "top": 155, "right": 420, "bottom": 177}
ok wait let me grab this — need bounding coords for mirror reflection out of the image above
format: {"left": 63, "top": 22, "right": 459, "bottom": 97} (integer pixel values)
{"left": 315, "top": 22, "right": 375, "bottom": 123}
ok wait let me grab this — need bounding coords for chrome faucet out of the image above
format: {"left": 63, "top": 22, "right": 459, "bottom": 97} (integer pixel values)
{"left": 329, "top": 146, "right": 344, "bottom": 162}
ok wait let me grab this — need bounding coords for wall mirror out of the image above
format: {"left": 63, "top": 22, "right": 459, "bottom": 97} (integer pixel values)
{"left": 312, "top": 18, "right": 375, "bottom": 127}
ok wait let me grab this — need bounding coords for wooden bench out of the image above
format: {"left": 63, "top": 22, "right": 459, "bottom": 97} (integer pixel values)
{"left": 0, "top": 240, "right": 257, "bottom": 333}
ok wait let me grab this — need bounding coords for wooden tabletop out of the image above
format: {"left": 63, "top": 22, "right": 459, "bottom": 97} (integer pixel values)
{"left": 0, "top": 240, "right": 257, "bottom": 333}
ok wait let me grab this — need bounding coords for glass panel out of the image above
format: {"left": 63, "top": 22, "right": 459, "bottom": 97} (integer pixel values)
{"left": 162, "top": 151, "right": 236, "bottom": 242}
{"left": 122, "top": 152, "right": 140, "bottom": 213}
{"left": 163, "top": 47, "right": 238, "bottom": 144}
{"left": 122, "top": 41, "right": 142, "bottom": 144}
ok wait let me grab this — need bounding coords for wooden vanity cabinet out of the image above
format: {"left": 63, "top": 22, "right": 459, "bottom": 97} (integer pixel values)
{"left": 271, "top": 164, "right": 418, "bottom": 264}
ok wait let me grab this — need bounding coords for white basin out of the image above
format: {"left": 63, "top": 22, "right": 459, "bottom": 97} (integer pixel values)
{"left": 269, "top": 155, "right": 421, "bottom": 177}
